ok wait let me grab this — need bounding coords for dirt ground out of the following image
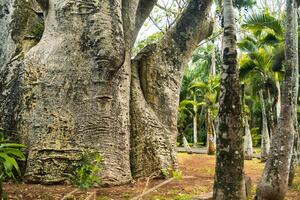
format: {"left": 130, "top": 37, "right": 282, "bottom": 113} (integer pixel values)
{"left": 4, "top": 153, "right": 300, "bottom": 200}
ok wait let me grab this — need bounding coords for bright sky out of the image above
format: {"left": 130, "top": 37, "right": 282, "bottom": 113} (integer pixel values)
{"left": 136, "top": 0, "right": 285, "bottom": 44}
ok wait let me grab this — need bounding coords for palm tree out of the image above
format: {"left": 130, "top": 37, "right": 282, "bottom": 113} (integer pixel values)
{"left": 238, "top": 15, "right": 286, "bottom": 160}
{"left": 242, "top": 12, "right": 285, "bottom": 121}
{"left": 213, "top": 0, "right": 245, "bottom": 199}
{"left": 256, "top": 1, "right": 299, "bottom": 199}
{"left": 190, "top": 76, "right": 220, "bottom": 155}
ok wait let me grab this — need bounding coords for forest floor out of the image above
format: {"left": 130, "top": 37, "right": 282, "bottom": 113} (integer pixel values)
{"left": 4, "top": 153, "right": 300, "bottom": 200}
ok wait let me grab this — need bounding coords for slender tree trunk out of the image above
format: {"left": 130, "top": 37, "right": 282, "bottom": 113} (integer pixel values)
{"left": 183, "top": 136, "right": 193, "bottom": 153}
{"left": 275, "top": 74, "right": 281, "bottom": 120}
{"left": 259, "top": 90, "right": 270, "bottom": 162}
{"left": 213, "top": 0, "right": 246, "bottom": 199}
{"left": 267, "top": 89, "right": 275, "bottom": 139}
{"left": 193, "top": 96, "right": 198, "bottom": 147}
{"left": 256, "top": 0, "right": 298, "bottom": 199}
{"left": 244, "top": 117, "right": 253, "bottom": 160}
{"left": 206, "top": 110, "right": 215, "bottom": 155}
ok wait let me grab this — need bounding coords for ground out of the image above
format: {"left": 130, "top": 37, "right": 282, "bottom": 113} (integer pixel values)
{"left": 4, "top": 153, "right": 300, "bottom": 200}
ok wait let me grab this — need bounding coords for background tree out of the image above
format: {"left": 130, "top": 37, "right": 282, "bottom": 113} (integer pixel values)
{"left": 256, "top": 0, "right": 299, "bottom": 199}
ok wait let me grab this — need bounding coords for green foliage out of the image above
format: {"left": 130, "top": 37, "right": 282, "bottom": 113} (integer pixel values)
{"left": 68, "top": 152, "right": 102, "bottom": 190}
{"left": 0, "top": 134, "right": 25, "bottom": 180}
{"left": 250, "top": 128, "right": 261, "bottom": 147}
{"left": 233, "top": 0, "right": 256, "bottom": 10}
{"left": 243, "top": 12, "right": 284, "bottom": 36}
{"left": 133, "top": 32, "right": 163, "bottom": 55}
{"left": 0, "top": 133, "right": 26, "bottom": 200}
{"left": 172, "top": 170, "right": 183, "bottom": 180}
{"left": 172, "top": 194, "right": 193, "bottom": 200}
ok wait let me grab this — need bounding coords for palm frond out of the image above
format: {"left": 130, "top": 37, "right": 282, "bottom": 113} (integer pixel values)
{"left": 243, "top": 13, "right": 284, "bottom": 36}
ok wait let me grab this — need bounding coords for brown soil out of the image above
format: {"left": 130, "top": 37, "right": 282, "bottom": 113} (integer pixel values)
{"left": 4, "top": 153, "right": 300, "bottom": 200}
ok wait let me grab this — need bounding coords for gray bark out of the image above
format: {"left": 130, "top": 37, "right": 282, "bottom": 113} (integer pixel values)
{"left": 244, "top": 117, "right": 253, "bottom": 160}
{"left": 0, "top": 0, "right": 43, "bottom": 139}
{"left": 0, "top": 0, "right": 213, "bottom": 184}
{"left": 259, "top": 90, "right": 270, "bottom": 162}
{"left": 256, "top": 0, "right": 298, "bottom": 199}
{"left": 213, "top": 0, "right": 246, "bottom": 199}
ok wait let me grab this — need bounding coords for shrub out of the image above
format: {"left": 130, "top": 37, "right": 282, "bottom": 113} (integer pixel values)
{"left": 68, "top": 151, "right": 103, "bottom": 190}
{"left": 0, "top": 133, "right": 26, "bottom": 199}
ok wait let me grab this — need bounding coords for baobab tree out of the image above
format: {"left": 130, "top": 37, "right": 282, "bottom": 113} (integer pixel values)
{"left": 0, "top": 0, "right": 213, "bottom": 184}
{"left": 256, "top": 0, "right": 299, "bottom": 199}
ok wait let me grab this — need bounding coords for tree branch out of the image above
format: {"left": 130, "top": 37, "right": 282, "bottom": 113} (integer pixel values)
{"left": 133, "top": 0, "right": 158, "bottom": 41}
{"left": 162, "top": 0, "right": 213, "bottom": 59}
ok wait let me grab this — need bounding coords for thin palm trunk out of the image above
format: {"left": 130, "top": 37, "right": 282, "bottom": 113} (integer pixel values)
{"left": 213, "top": 0, "right": 245, "bottom": 199}
{"left": 275, "top": 75, "right": 281, "bottom": 119}
{"left": 183, "top": 136, "right": 193, "bottom": 154}
{"left": 244, "top": 117, "right": 253, "bottom": 160}
{"left": 206, "top": 110, "right": 216, "bottom": 155}
{"left": 256, "top": 1, "right": 298, "bottom": 199}
{"left": 259, "top": 90, "right": 270, "bottom": 162}
{"left": 193, "top": 95, "right": 198, "bottom": 147}
{"left": 267, "top": 89, "right": 275, "bottom": 139}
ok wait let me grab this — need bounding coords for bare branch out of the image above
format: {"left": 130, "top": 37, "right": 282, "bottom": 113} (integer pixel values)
{"left": 134, "top": 0, "right": 158, "bottom": 41}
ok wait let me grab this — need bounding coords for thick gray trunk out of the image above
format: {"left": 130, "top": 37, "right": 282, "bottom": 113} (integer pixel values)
{"left": 0, "top": 0, "right": 213, "bottom": 185}
{"left": 0, "top": 0, "right": 42, "bottom": 139}
{"left": 259, "top": 90, "right": 270, "bottom": 162}
{"left": 213, "top": 0, "right": 246, "bottom": 199}
{"left": 19, "top": 0, "right": 132, "bottom": 184}
{"left": 256, "top": 0, "right": 298, "bottom": 199}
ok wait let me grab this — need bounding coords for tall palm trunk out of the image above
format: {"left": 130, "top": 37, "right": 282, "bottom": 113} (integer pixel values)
{"left": 267, "top": 89, "right": 275, "bottom": 139}
{"left": 275, "top": 73, "right": 281, "bottom": 120}
{"left": 213, "top": 0, "right": 246, "bottom": 199}
{"left": 244, "top": 117, "right": 253, "bottom": 160}
{"left": 206, "top": 110, "right": 216, "bottom": 155}
{"left": 183, "top": 136, "right": 193, "bottom": 154}
{"left": 259, "top": 90, "right": 270, "bottom": 162}
{"left": 193, "top": 95, "right": 198, "bottom": 147}
{"left": 256, "top": 0, "right": 298, "bottom": 199}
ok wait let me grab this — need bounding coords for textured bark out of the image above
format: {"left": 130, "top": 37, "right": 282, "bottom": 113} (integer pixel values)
{"left": 0, "top": 0, "right": 43, "bottom": 139}
{"left": 259, "top": 90, "right": 270, "bottom": 162}
{"left": 256, "top": 0, "right": 298, "bottom": 199}
{"left": 0, "top": 0, "right": 213, "bottom": 184}
{"left": 130, "top": 0, "right": 213, "bottom": 178}
{"left": 213, "top": 0, "right": 246, "bottom": 199}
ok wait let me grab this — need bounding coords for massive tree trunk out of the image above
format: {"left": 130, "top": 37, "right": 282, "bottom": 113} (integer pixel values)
{"left": 213, "top": 0, "right": 246, "bottom": 199}
{"left": 0, "top": 0, "right": 213, "bottom": 184}
{"left": 0, "top": 0, "right": 43, "bottom": 139}
{"left": 259, "top": 90, "right": 270, "bottom": 162}
{"left": 256, "top": 0, "right": 298, "bottom": 199}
